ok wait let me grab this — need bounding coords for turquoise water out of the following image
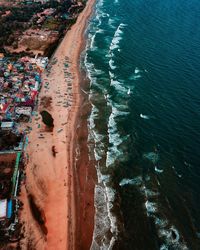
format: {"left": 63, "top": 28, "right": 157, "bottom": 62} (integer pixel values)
{"left": 83, "top": 0, "right": 200, "bottom": 249}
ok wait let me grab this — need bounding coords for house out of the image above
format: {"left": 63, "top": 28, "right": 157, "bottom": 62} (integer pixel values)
{"left": 1, "top": 121, "right": 14, "bottom": 130}
{"left": 0, "top": 103, "right": 9, "bottom": 115}
{"left": 15, "top": 106, "right": 32, "bottom": 117}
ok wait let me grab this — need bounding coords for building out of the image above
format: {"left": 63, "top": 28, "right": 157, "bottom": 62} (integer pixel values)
{"left": 0, "top": 199, "right": 7, "bottom": 220}
{"left": 15, "top": 106, "right": 32, "bottom": 117}
{"left": 0, "top": 53, "right": 4, "bottom": 61}
{"left": 1, "top": 121, "right": 14, "bottom": 130}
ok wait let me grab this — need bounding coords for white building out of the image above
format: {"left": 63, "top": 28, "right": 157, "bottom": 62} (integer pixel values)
{"left": 0, "top": 199, "right": 7, "bottom": 220}
{"left": 15, "top": 107, "right": 32, "bottom": 116}
{"left": 1, "top": 121, "right": 14, "bottom": 130}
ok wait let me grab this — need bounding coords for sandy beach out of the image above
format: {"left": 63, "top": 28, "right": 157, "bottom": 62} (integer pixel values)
{"left": 19, "top": 0, "right": 95, "bottom": 249}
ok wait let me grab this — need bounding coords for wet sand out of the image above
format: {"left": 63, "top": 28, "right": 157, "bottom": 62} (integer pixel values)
{"left": 19, "top": 0, "right": 96, "bottom": 249}
{"left": 75, "top": 75, "right": 97, "bottom": 249}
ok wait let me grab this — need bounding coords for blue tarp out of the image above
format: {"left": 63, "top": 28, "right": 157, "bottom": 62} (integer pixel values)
{"left": 35, "top": 75, "right": 41, "bottom": 82}
{"left": 7, "top": 200, "right": 12, "bottom": 219}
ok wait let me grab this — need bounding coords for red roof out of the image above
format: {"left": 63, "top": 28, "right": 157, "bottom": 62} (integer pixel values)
{"left": 0, "top": 103, "right": 9, "bottom": 113}
{"left": 18, "top": 99, "right": 34, "bottom": 108}
{"left": 31, "top": 90, "right": 38, "bottom": 100}
{"left": 15, "top": 93, "right": 24, "bottom": 98}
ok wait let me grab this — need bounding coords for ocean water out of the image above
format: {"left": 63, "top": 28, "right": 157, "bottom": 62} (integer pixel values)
{"left": 82, "top": 0, "right": 200, "bottom": 249}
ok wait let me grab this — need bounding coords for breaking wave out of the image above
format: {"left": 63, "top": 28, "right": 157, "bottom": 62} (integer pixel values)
{"left": 140, "top": 114, "right": 150, "bottom": 119}
{"left": 84, "top": 2, "right": 126, "bottom": 249}
{"left": 119, "top": 173, "right": 188, "bottom": 249}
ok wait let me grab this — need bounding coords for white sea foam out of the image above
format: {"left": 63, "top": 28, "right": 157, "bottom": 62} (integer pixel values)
{"left": 106, "top": 149, "right": 120, "bottom": 167}
{"left": 110, "top": 78, "right": 127, "bottom": 93}
{"left": 120, "top": 23, "right": 128, "bottom": 27}
{"left": 88, "top": 104, "right": 107, "bottom": 161}
{"left": 155, "top": 166, "right": 164, "bottom": 173}
{"left": 107, "top": 127, "right": 122, "bottom": 148}
{"left": 140, "top": 114, "right": 150, "bottom": 119}
{"left": 140, "top": 184, "right": 159, "bottom": 200}
{"left": 144, "top": 188, "right": 160, "bottom": 198}
{"left": 84, "top": 54, "right": 94, "bottom": 82}
{"left": 160, "top": 245, "right": 168, "bottom": 250}
{"left": 110, "top": 40, "right": 120, "bottom": 51}
{"left": 130, "top": 74, "right": 142, "bottom": 80}
{"left": 109, "top": 23, "right": 125, "bottom": 54}
{"left": 109, "top": 58, "right": 117, "bottom": 70}
{"left": 159, "top": 228, "right": 173, "bottom": 241}
{"left": 88, "top": 104, "right": 98, "bottom": 130}
{"left": 102, "top": 13, "right": 110, "bottom": 18}
{"left": 157, "top": 179, "right": 161, "bottom": 186}
{"left": 170, "top": 227, "right": 180, "bottom": 242}
{"left": 108, "top": 105, "right": 129, "bottom": 127}
{"left": 134, "top": 67, "right": 141, "bottom": 74}
{"left": 155, "top": 217, "right": 168, "bottom": 228}
{"left": 145, "top": 175, "right": 151, "bottom": 182}
{"left": 158, "top": 226, "right": 188, "bottom": 249}
{"left": 85, "top": 11, "right": 123, "bottom": 249}
{"left": 114, "top": 109, "right": 129, "bottom": 117}
{"left": 97, "top": 0, "right": 104, "bottom": 7}
{"left": 91, "top": 165, "right": 121, "bottom": 249}
{"left": 172, "top": 166, "right": 182, "bottom": 178}
{"left": 106, "top": 107, "right": 123, "bottom": 167}
{"left": 91, "top": 184, "right": 119, "bottom": 249}
{"left": 122, "top": 169, "right": 188, "bottom": 249}
{"left": 109, "top": 71, "right": 115, "bottom": 78}
{"left": 96, "top": 168, "right": 110, "bottom": 183}
{"left": 109, "top": 30, "right": 123, "bottom": 51}
{"left": 127, "top": 88, "right": 131, "bottom": 95}
{"left": 129, "top": 67, "right": 144, "bottom": 80}
{"left": 97, "top": 28, "right": 105, "bottom": 34}
{"left": 112, "top": 103, "right": 129, "bottom": 111}
{"left": 105, "top": 186, "right": 119, "bottom": 234}
{"left": 184, "top": 161, "right": 192, "bottom": 168}
{"left": 94, "top": 68, "right": 104, "bottom": 75}
{"left": 89, "top": 32, "right": 98, "bottom": 51}
{"left": 108, "top": 18, "right": 116, "bottom": 29}
{"left": 145, "top": 201, "right": 158, "bottom": 214}
{"left": 143, "top": 152, "right": 159, "bottom": 164}
{"left": 94, "top": 11, "right": 102, "bottom": 26}
{"left": 94, "top": 148, "right": 102, "bottom": 161}
{"left": 84, "top": 59, "right": 105, "bottom": 90}
{"left": 119, "top": 176, "right": 143, "bottom": 186}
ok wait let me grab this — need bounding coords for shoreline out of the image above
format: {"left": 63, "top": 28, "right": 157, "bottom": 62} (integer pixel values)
{"left": 74, "top": 59, "right": 97, "bottom": 248}
{"left": 19, "top": 0, "right": 96, "bottom": 249}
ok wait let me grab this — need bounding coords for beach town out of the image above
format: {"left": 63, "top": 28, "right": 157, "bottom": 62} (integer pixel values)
{"left": 0, "top": 52, "right": 48, "bottom": 239}
{"left": 0, "top": 0, "right": 95, "bottom": 249}
{"left": 0, "top": 51, "right": 50, "bottom": 242}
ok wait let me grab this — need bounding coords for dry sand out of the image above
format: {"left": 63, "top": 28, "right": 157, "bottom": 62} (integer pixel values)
{"left": 19, "top": 0, "right": 95, "bottom": 249}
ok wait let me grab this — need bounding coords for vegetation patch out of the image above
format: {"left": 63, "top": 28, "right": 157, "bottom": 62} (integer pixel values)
{"left": 40, "top": 110, "right": 54, "bottom": 128}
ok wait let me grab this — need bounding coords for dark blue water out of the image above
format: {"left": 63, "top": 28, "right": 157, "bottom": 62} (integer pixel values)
{"left": 84, "top": 0, "right": 200, "bottom": 249}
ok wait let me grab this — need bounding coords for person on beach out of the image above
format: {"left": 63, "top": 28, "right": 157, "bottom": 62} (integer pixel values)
{"left": 52, "top": 145, "right": 57, "bottom": 157}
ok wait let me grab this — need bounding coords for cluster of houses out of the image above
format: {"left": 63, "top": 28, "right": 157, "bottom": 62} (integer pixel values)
{"left": 35, "top": 8, "right": 55, "bottom": 24}
{"left": 0, "top": 54, "right": 48, "bottom": 127}
{"left": 0, "top": 53, "right": 48, "bottom": 242}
